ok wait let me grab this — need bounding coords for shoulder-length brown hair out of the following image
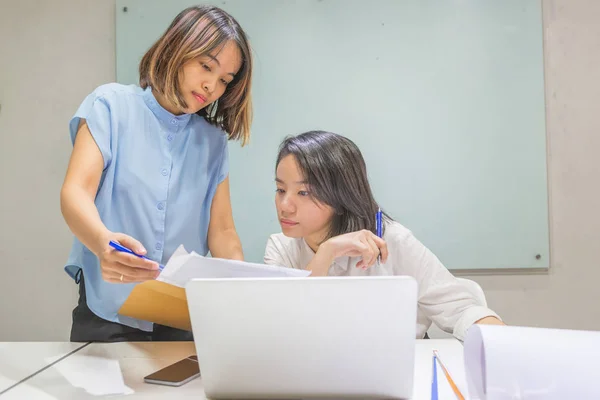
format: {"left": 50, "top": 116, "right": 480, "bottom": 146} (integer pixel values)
{"left": 139, "top": 5, "right": 253, "bottom": 145}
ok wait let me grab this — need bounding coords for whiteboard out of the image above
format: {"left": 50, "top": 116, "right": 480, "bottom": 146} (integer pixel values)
{"left": 116, "top": 0, "right": 548, "bottom": 270}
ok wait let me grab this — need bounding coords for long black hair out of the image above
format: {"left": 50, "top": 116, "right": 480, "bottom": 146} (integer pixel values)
{"left": 276, "top": 130, "right": 391, "bottom": 242}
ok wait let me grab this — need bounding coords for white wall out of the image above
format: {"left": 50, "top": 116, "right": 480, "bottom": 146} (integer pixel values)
{"left": 0, "top": 0, "right": 598, "bottom": 341}
{"left": 0, "top": 0, "right": 116, "bottom": 341}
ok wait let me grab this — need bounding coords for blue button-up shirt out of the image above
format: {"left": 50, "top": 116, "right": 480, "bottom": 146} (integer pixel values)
{"left": 65, "top": 83, "right": 229, "bottom": 331}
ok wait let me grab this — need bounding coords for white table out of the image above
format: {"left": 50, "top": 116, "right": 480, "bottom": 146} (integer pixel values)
{"left": 0, "top": 342, "right": 85, "bottom": 394}
{"left": 0, "top": 339, "right": 467, "bottom": 399}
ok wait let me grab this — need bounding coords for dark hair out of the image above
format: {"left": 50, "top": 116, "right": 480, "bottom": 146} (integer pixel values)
{"left": 139, "top": 5, "right": 253, "bottom": 144}
{"left": 276, "top": 131, "right": 391, "bottom": 241}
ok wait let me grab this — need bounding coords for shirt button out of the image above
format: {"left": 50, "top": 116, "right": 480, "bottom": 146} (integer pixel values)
{"left": 157, "top": 202, "right": 165, "bottom": 211}
{"left": 161, "top": 169, "right": 168, "bottom": 176}
{"left": 155, "top": 242, "right": 162, "bottom": 251}
{"left": 170, "top": 119, "right": 178, "bottom": 125}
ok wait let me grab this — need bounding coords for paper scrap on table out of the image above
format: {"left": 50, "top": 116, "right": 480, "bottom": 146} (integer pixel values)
{"left": 45, "top": 354, "right": 133, "bottom": 396}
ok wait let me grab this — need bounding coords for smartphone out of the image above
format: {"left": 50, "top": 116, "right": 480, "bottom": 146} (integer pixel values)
{"left": 143, "top": 355, "right": 200, "bottom": 387}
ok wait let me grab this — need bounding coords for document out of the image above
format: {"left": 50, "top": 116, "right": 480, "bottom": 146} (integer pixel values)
{"left": 464, "top": 324, "right": 600, "bottom": 399}
{"left": 118, "top": 245, "right": 310, "bottom": 331}
{"left": 157, "top": 245, "right": 310, "bottom": 288}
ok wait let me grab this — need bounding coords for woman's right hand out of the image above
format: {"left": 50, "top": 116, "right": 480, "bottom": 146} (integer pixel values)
{"left": 320, "top": 229, "right": 389, "bottom": 270}
{"left": 96, "top": 233, "right": 161, "bottom": 284}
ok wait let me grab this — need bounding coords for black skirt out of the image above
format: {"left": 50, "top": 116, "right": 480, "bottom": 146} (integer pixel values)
{"left": 70, "top": 271, "right": 193, "bottom": 343}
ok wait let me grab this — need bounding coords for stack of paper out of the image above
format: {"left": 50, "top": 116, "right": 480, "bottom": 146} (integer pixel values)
{"left": 158, "top": 245, "right": 310, "bottom": 288}
{"left": 119, "top": 246, "right": 309, "bottom": 331}
{"left": 464, "top": 324, "right": 600, "bottom": 399}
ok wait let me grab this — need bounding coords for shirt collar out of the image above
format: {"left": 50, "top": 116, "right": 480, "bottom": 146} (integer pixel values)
{"left": 142, "top": 86, "right": 191, "bottom": 132}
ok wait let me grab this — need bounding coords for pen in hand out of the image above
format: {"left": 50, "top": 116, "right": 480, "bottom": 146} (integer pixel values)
{"left": 109, "top": 240, "right": 164, "bottom": 271}
{"left": 376, "top": 207, "right": 382, "bottom": 265}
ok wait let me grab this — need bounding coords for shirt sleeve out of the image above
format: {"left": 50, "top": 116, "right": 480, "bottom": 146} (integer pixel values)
{"left": 69, "top": 88, "right": 113, "bottom": 169}
{"left": 217, "top": 139, "right": 229, "bottom": 183}
{"left": 392, "top": 232, "right": 501, "bottom": 341}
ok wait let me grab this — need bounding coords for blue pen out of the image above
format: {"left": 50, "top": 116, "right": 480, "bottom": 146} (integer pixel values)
{"left": 376, "top": 207, "right": 382, "bottom": 264}
{"left": 431, "top": 351, "right": 439, "bottom": 400}
{"left": 109, "top": 240, "right": 164, "bottom": 271}
{"left": 376, "top": 207, "right": 382, "bottom": 237}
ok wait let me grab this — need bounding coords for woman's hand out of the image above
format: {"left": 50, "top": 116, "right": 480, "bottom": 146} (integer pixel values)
{"left": 319, "top": 229, "right": 389, "bottom": 270}
{"left": 96, "top": 232, "right": 160, "bottom": 284}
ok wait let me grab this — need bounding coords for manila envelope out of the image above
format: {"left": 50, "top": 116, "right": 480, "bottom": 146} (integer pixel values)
{"left": 118, "top": 280, "right": 192, "bottom": 331}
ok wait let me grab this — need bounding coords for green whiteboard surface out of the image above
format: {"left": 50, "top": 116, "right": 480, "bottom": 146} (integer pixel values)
{"left": 116, "top": 0, "right": 548, "bottom": 270}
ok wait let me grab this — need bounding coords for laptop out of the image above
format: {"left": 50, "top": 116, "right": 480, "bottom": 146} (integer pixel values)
{"left": 185, "top": 276, "right": 418, "bottom": 399}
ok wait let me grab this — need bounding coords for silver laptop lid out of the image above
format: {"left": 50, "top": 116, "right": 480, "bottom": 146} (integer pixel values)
{"left": 186, "top": 276, "right": 418, "bottom": 399}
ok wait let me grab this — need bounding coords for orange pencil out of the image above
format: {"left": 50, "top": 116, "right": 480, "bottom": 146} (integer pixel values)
{"left": 432, "top": 350, "right": 465, "bottom": 400}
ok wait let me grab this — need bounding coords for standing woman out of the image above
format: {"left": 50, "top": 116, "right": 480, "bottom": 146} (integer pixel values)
{"left": 60, "top": 5, "right": 253, "bottom": 342}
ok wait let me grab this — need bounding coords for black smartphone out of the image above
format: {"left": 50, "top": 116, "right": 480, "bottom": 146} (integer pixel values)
{"left": 143, "top": 355, "right": 200, "bottom": 387}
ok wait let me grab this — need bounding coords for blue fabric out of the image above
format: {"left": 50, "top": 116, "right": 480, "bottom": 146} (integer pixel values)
{"left": 65, "top": 83, "right": 229, "bottom": 331}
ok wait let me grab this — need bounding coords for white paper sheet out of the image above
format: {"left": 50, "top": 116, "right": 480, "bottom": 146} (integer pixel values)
{"left": 45, "top": 354, "right": 133, "bottom": 396}
{"left": 464, "top": 324, "right": 600, "bottom": 400}
{"left": 157, "top": 245, "right": 311, "bottom": 288}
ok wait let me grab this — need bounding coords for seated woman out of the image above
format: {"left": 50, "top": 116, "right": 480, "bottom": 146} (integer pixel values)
{"left": 263, "top": 130, "right": 503, "bottom": 340}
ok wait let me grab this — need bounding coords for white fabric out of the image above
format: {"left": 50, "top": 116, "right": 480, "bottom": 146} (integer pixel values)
{"left": 264, "top": 221, "right": 500, "bottom": 341}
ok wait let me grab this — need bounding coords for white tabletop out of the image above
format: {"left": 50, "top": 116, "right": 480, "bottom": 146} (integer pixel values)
{"left": 0, "top": 339, "right": 467, "bottom": 399}
{"left": 0, "top": 342, "right": 85, "bottom": 394}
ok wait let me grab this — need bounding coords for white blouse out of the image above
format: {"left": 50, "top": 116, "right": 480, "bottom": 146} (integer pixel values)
{"left": 264, "top": 221, "right": 500, "bottom": 341}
